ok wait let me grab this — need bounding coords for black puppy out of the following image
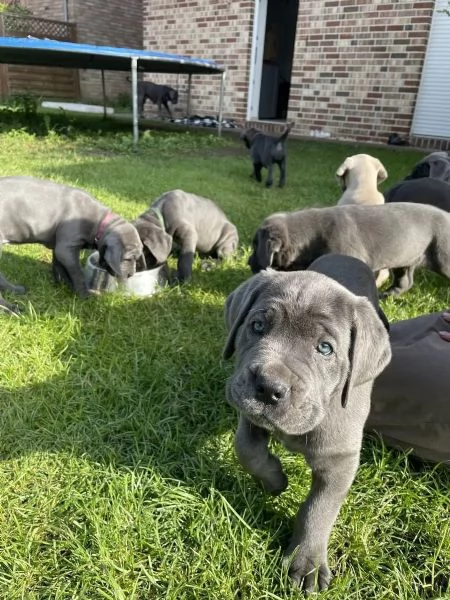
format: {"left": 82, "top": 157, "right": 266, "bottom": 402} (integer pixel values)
{"left": 307, "top": 254, "right": 390, "bottom": 332}
{"left": 240, "top": 122, "right": 294, "bottom": 188}
{"left": 127, "top": 78, "right": 179, "bottom": 119}
{"left": 384, "top": 178, "right": 450, "bottom": 212}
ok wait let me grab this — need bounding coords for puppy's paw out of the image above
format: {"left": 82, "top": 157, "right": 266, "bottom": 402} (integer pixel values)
{"left": 284, "top": 552, "right": 332, "bottom": 594}
{"left": 261, "top": 470, "right": 288, "bottom": 496}
{"left": 265, "top": 181, "right": 273, "bottom": 188}
{"left": 0, "top": 300, "right": 23, "bottom": 316}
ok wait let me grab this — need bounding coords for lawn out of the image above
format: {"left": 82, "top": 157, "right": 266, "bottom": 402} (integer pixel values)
{"left": 0, "top": 113, "right": 448, "bottom": 600}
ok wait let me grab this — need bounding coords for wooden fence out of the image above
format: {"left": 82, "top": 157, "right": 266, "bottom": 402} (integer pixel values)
{"left": 0, "top": 13, "right": 80, "bottom": 101}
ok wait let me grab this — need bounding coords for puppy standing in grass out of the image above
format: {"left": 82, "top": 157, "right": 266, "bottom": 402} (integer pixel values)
{"left": 241, "top": 122, "right": 294, "bottom": 188}
{"left": 335, "top": 153, "right": 389, "bottom": 286}
{"left": 135, "top": 189, "right": 239, "bottom": 282}
{"left": 0, "top": 176, "right": 143, "bottom": 313}
{"left": 223, "top": 256, "right": 391, "bottom": 592}
{"left": 248, "top": 202, "right": 450, "bottom": 297}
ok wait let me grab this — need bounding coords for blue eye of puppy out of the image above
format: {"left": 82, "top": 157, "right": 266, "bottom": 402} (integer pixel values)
{"left": 251, "top": 319, "right": 265, "bottom": 334}
{"left": 317, "top": 341, "right": 333, "bottom": 356}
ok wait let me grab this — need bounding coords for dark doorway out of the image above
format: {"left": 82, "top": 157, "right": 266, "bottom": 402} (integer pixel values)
{"left": 258, "top": 0, "right": 299, "bottom": 120}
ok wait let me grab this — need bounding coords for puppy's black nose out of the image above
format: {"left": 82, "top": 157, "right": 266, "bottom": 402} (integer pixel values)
{"left": 253, "top": 372, "right": 289, "bottom": 404}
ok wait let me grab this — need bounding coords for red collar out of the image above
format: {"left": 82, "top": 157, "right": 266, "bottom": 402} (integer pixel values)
{"left": 95, "top": 211, "right": 118, "bottom": 244}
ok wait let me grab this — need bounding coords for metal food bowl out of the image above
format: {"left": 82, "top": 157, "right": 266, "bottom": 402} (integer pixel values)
{"left": 85, "top": 251, "right": 169, "bottom": 296}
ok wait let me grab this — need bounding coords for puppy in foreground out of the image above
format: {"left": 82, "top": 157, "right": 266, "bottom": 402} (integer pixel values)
{"left": 223, "top": 257, "right": 391, "bottom": 592}
{"left": 0, "top": 176, "right": 143, "bottom": 313}
{"left": 240, "top": 122, "right": 294, "bottom": 188}
{"left": 248, "top": 202, "right": 450, "bottom": 297}
{"left": 137, "top": 189, "right": 239, "bottom": 281}
{"left": 336, "top": 153, "right": 388, "bottom": 206}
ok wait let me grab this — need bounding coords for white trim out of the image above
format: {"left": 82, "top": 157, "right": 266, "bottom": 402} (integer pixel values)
{"left": 247, "top": 0, "right": 268, "bottom": 121}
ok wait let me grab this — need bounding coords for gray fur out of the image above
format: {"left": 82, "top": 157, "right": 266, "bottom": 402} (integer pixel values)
{"left": 404, "top": 151, "right": 450, "bottom": 183}
{"left": 150, "top": 189, "right": 239, "bottom": 281}
{"left": 384, "top": 177, "right": 450, "bottom": 212}
{"left": 240, "top": 122, "right": 294, "bottom": 188}
{"left": 0, "top": 176, "right": 143, "bottom": 311}
{"left": 248, "top": 202, "right": 450, "bottom": 297}
{"left": 223, "top": 267, "right": 391, "bottom": 592}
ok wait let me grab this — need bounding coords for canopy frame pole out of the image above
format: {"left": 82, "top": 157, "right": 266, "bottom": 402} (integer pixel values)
{"left": 217, "top": 70, "right": 226, "bottom": 137}
{"left": 186, "top": 73, "right": 192, "bottom": 117}
{"left": 131, "top": 57, "right": 139, "bottom": 146}
{"left": 101, "top": 69, "right": 107, "bottom": 119}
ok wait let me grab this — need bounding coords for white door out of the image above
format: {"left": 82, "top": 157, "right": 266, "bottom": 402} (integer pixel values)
{"left": 411, "top": 0, "right": 450, "bottom": 138}
{"left": 247, "top": 0, "right": 268, "bottom": 120}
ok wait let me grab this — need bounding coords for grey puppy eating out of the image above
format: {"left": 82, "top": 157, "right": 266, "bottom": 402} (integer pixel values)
{"left": 241, "top": 122, "right": 294, "bottom": 188}
{"left": 223, "top": 260, "right": 391, "bottom": 592}
{"left": 0, "top": 176, "right": 143, "bottom": 312}
{"left": 248, "top": 202, "right": 450, "bottom": 297}
{"left": 141, "top": 189, "right": 239, "bottom": 281}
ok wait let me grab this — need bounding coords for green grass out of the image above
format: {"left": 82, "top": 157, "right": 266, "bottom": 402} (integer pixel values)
{"left": 0, "top": 118, "right": 449, "bottom": 599}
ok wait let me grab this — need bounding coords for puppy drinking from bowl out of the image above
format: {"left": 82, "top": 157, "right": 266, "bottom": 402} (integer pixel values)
{"left": 0, "top": 175, "right": 143, "bottom": 313}
{"left": 223, "top": 255, "right": 391, "bottom": 592}
{"left": 135, "top": 190, "right": 239, "bottom": 282}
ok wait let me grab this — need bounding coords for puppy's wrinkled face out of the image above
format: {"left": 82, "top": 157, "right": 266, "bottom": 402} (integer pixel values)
{"left": 169, "top": 89, "right": 179, "bottom": 105}
{"left": 226, "top": 284, "right": 353, "bottom": 437}
{"left": 99, "top": 227, "right": 143, "bottom": 280}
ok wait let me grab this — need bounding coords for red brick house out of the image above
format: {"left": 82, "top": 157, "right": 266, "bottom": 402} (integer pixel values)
{"left": 143, "top": 0, "right": 450, "bottom": 148}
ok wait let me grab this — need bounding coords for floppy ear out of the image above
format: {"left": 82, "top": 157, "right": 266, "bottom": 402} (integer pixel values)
{"left": 253, "top": 228, "right": 282, "bottom": 271}
{"left": 142, "top": 229, "right": 172, "bottom": 265}
{"left": 335, "top": 157, "right": 353, "bottom": 189}
{"left": 223, "top": 274, "right": 267, "bottom": 359}
{"left": 341, "top": 297, "right": 392, "bottom": 408}
{"left": 375, "top": 159, "right": 388, "bottom": 183}
{"left": 99, "top": 240, "right": 123, "bottom": 277}
{"left": 336, "top": 156, "right": 353, "bottom": 178}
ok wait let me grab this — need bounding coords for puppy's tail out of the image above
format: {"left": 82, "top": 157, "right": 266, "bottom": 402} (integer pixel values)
{"left": 276, "top": 121, "right": 294, "bottom": 143}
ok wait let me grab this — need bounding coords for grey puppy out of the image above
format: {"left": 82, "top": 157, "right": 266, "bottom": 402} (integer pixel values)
{"left": 404, "top": 151, "right": 450, "bottom": 183}
{"left": 0, "top": 176, "right": 143, "bottom": 311}
{"left": 137, "top": 80, "right": 178, "bottom": 119}
{"left": 248, "top": 202, "right": 450, "bottom": 297}
{"left": 147, "top": 189, "right": 239, "bottom": 281}
{"left": 132, "top": 207, "right": 173, "bottom": 270}
{"left": 241, "top": 122, "right": 294, "bottom": 188}
{"left": 384, "top": 177, "right": 450, "bottom": 212}
{"left": 223, "top": 265, "right": 391, "bottom": 592}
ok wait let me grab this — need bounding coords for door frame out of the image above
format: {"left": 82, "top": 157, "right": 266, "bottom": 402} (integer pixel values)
{"left": 247, "top": 0, "right": 268, "bottom": 121}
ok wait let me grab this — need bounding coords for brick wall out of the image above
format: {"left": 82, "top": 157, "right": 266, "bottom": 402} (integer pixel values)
{"left": 142, "top": 0, "right": 254, "bottom": 119}
{"left": 74, "top": 0, "right": 142, "bottom": 102}
{"left": 22, "top": 0, "right": 142, "bottom": 102}
{"left": 289, "top": 0, "right": 434, "bottom": 144}
{"left": 143, "top": 0, "right": 435, "bottom": 144}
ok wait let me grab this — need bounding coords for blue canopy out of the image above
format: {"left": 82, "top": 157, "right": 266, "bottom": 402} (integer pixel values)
{"left": 0, "top": 36, "right": 224, "bottom": 74}
{"left": 0, "top": 36, "right": 227, "bottom": 141}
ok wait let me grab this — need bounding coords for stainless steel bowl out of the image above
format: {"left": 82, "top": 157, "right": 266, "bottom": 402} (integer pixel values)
{"left": 85, "top": 251, "right": 169, "bottom": 296}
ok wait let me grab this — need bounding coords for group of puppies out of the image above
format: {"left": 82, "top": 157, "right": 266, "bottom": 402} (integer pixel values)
{"left": 0, "top": 177, "right": 239, "bottom": 314}
{"left": 2, "top": 135, "right": 450, "bottom": 593}
{"left": 223, "top": 146, "right": 450, "bottom": 592}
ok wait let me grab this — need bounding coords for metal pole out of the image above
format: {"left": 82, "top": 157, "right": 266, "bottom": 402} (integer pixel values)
{"left": 101, "top": 69, "right": 107, "bottom": 119}
{"left": 186, "top": 73, "right": 192, "bottom": 117}
{"left": 217, "top": 70, "right": 226, "bottom": 137}
{"left": 131, "top": 57, "right": 139, "bottom": 146}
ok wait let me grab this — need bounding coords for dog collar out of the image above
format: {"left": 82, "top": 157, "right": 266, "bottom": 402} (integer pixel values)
{"left": 95, "top": 211, "right": 119, "bottom": 244}
{"left": 150, "top": 206, "right": 165, "bottom": 230}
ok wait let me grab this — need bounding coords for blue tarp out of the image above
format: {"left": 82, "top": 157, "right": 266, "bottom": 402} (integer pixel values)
{"left": 0, "top": 36, "right": 224, "bottom": 74}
